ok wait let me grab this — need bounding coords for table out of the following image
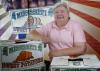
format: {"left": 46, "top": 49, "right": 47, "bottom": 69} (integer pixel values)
{"left": 51, "top": 54, "right": 100, "bottom": 71}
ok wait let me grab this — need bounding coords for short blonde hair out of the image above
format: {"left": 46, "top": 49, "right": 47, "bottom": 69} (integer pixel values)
{"left": 53, "top": 2, "right": 69, "bottom": 12}
{"left": 53, "top": 2, "right": 70, "bottom": 19}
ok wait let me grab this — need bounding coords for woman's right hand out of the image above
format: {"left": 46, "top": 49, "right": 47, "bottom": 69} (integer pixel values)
{"left": 49, "top": 51, "right": 53, "bottom": 61}
{"left": 41, "top": 36, "right": 51, "bottom": 43}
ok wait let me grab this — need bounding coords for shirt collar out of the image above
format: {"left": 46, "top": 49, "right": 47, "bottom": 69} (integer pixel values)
{"left": 52, "top": 20, "right": 71, "bottom": 30}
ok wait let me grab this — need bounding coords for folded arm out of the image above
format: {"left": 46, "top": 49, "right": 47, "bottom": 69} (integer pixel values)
{"left": 49, "top": 42, "right": 87, "bottom": 59}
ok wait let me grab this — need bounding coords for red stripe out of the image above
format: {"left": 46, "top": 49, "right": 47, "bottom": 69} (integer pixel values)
{"left": 70, "top": 8, "right": 100, "bottom": 28}
{"left": 0, "top": 21, "right": 11, "bottom": 36}
{"left": 70, "top": 0, "right": 100, "bottom": 9}
{"left": 9, "top": 34, "right": 16, "bottom": 40}
{"left": 85, "top": 32, "right": 100, "bottom": 55}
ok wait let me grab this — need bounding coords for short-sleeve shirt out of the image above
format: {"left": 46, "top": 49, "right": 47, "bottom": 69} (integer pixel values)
{"left": 36, "top": 20, "right": 86, "bottom": 51}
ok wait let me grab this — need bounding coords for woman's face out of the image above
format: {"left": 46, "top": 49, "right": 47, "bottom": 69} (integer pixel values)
{"left": 28, "top": 16, "right": 34, "bottom": 24}
{"left": 47, "top": 0, "right": 54, "bottom": 5}
{"left": 30, "top": 2, "right": 37, "bottom": 8}
{"left": 21, "top": 0, "right": 28, "bottom": 8}
{"left": 54, "top": 5, "right": 69, "bottom": 26}
{"left": 29, "top": 0, "right": 37, "bottom": 8}
{"left": 38, "top": 0, "right": 45, "bottom": 7}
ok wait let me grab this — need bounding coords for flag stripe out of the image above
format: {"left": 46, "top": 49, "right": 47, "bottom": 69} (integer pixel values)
{"left": 9, "top": 34, "right": 16, "bottom": 40}
{"left": 0, "top": 15, "right": 10, "bottom": 29}
{"left": 0, "top": 12, "right": 8, "bottom": 20}
{"left": 70, "top": 13, "right": 100, "bottom": 42}
{"left": 70, "top": 2, "right": 100, "bottom": 19}
{"left": 70, "top": 8, "right": 100, "bottom": 28}
{"left": 90, "top": 0, "right": 100, "bottom": 2}
{"left": 0, "top": 21, "right": 11, "bottom": 36}
{"left": 0, "top": 8, "right": 6, "bottom": 15}
{"left": 70, "top": 0, "right": 100, "bottom": 9}
{"left": 0, "top": 26, "right": 12, "bottom": 40}
{"left": 85, "top": 32, "right": 100, "bottom": 55}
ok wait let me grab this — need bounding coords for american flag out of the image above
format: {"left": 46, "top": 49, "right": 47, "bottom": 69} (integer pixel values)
{"left": 69, "top": 0, "right": 100, "bottom": 59}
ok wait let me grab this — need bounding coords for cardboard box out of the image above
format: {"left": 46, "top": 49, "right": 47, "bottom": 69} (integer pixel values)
{"left": 0, "top": 41, "right": 45, "bottom": 71}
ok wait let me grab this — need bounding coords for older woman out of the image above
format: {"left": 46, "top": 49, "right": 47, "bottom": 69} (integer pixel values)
{"left": 29, "top": 2, "right": 87, "bottom": 70}
{"left": 29, "top": 2, "right": 86, "bottom": 58}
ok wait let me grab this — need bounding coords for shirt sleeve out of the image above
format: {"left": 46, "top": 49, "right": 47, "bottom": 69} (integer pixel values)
{"left": 73, "top": 22, "right": 86, "bottom": 43}
{"left": 36, "top": 23, "right": 51, "bottom": 37}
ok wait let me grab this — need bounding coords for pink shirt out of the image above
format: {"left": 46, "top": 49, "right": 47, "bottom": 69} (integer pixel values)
{"left": 36, "top": 20, "right": 86, "bottom": 51}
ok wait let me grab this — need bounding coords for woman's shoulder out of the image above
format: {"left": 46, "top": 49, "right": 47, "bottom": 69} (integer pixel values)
{"left": 43, "top": 21, "right": 55, "bottom": 28}
{"left": 69, "top": 20, "right": 82, "bottom": 28}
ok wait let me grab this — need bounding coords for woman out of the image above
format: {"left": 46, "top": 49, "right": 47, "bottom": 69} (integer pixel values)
{"left": 28, "top": 2, "right": 87, "bottom": 70}
{"left": 21, "top": 0, "right": 28, "bottom": 9}
{"left": 38, "top": 0, "right": 45, "bottom": 7}
{"left": 29, "top": 0, "right": 38, "bottom": 8}
{"left": 29, "top": 2, "right": 86, "bottom": 57}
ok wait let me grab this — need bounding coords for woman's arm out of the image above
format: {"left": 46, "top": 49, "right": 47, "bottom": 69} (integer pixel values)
{"left": 49, "top": 42, "right": 87, "bottom": 58}
{"left": 27, "top": 30, "right": 50, "bottom": 43}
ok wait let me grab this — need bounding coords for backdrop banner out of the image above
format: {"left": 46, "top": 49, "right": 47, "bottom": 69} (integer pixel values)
{"left": 10, "top": 7, "right": 54, "bottom": 39}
